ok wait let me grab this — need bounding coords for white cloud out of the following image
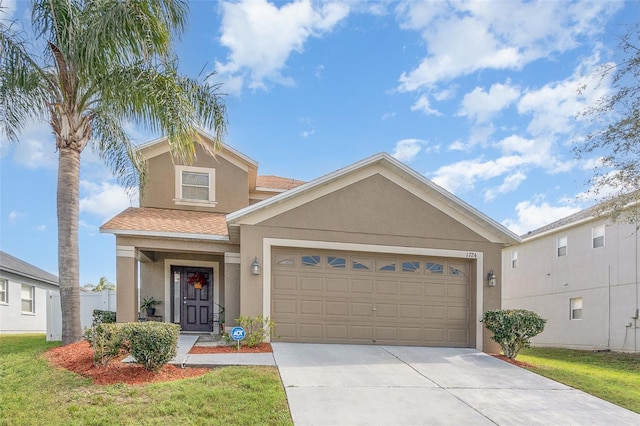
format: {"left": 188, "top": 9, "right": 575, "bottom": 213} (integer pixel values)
{"left": 410, "top": 94, "right": 441, "bottom": 116}
{"left": 502, "top": 199, "right": 582, "bottom": 235}
{"left": 1, "top": 120, "right": 57, "bottom": 169}
{"left": 8, "top": 210, "right": 26, "bottom": 224}
{"left": 381, "top": 112, "right": 396, "bottom": 120}
{"left": 0, "top": 0, "right": 17, "bottom": 20}
{"left": 484, "top": 172, "right": 527, "bottom": 202}
{"left": 395, "top": 0, "right": 621, "bottom": 92}
{"left": 36, "top": 224, "right": 46, "bottom": 231}
{"left": 214, "top": 0, "right": 350, "bottom": 93}
{"left": 458, "top": 82, "right": 520, "bottom": 123}
{"left": 392, "top": 138, "right": 425, "bottom": 162}
{"left": 80, "top": 181, "right": 135, "bottom": 221}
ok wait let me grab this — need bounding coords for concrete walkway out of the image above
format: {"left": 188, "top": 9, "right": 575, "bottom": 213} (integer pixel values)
{"left": 168, "top": 334, "right": 275, "bottom": 367}
{"left": 272, "top": 343, "right": 640, "bottom": 426}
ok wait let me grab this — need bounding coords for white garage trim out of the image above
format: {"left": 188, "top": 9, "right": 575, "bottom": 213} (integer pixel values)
{"left": 262, "top": 238, "right": 485, "bottom": 350}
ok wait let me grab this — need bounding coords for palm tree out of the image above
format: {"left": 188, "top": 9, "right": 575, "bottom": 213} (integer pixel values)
{"left": 1, "top": 0, "right": 226, "bottom": 345}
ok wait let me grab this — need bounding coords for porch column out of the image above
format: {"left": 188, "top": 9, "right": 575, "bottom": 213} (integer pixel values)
{"left": 224, "top": 252, "right": 241, "bottom": 329}
{"left": 116, "top": 245, "right": 138, "bottom": 323}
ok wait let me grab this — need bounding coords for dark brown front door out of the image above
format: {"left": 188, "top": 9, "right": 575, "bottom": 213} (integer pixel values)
{"left": 179, "top": 267, "right": 213, "bottom": 332}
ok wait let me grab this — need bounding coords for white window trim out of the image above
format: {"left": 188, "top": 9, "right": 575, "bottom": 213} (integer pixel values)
{"left": 511, "top": 251, "right": 518, "bottom": 269}
{"left": 557, "top": 236, "right": 567, "bottom": 257}
{"left": 21, "top": 284, "right": 35, "bottom": 315}
{"left": 0, "top": 278, "right": 7, "bottom": 305}
{"left": 174, "top": 165, "right": 217, "bottom": 207}
{"left": 570, "top": 297, "right": 582, "bottom": 320}
{"left": 592, "top": 225, "right": 605, "bottom": 249}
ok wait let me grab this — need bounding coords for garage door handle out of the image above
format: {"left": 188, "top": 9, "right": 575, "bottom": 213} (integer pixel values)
{"left": 372, "top": 307, "right": 377, "bottom": 311}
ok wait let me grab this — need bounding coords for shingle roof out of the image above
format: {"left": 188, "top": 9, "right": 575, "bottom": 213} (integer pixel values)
{"left": 256, "top": 175, "right": 306, "bottom": 190}
{"left": 0, "top": 251, "right": 59, "bottom": 285}
{"left": 523, "top": 204, "right": 601, "bottom": 239}
{"left": 100, "top": 207, "right": 229, "bottom": 237}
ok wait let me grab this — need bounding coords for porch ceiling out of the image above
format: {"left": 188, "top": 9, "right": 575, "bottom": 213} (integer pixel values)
{"left": 100, "top": 207, "right": 228, "bottom": 238}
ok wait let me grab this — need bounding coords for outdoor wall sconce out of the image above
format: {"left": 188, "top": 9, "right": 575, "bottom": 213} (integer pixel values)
{"left": 251, "top": 257, "right": 261, "bottom": 275}
{"left": 487, "top": 269, "right": 497, "bottom": 287}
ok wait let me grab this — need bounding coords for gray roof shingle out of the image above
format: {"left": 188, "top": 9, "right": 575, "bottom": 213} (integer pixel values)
{"left": 0, "top": 251, "right": 59, "bottom": 286}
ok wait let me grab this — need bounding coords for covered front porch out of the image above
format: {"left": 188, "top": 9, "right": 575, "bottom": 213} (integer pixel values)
{"left": 101, "top": 206, "right": 242, "bottom": 332}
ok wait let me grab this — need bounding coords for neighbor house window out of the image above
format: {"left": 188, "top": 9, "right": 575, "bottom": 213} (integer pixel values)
{"left": 557, "top": 236, "right": 567, "bottom": 257}
{"left": 570, "top": 297, "right": 582, "bottom": 320}
{"left": 592, "top": 225, "right": 605, "bottom": 248}
{"left": 511, "top": 251, "right": 518, "bottom": 268}
{"left": 174, "top": 165, "right": 216, "bottom": 206}
{"left": 0, "top": 279, "right": 7, "bottom": 304}
{"left": 21, "top": 284, "right": 34, "bottom": 313}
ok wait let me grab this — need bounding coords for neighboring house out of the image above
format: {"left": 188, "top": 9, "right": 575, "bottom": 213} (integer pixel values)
{"left": 503, "top": 205, "right": 640, "bottom": 352}
{"left": 100, "top": 130, "right": 520, "bottom": 351}
{"left": 0, "top": 251, "right": 59, "bottom": 334}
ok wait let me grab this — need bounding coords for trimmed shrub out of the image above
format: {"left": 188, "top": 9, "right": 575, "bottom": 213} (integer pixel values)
{"left": 236, "top": 315, "right": 276, "bottom": 348}
{"left": 92, "top": 309, "right": 116, "bottom": 326}
{"left": 84, "top": 323, "right": 123, "bottom": 367}
{"left": 483, "top": 309, "right": 547, "bottom": 359}
{"left": 119, "top": 322, "right": 180, "bottom": 371}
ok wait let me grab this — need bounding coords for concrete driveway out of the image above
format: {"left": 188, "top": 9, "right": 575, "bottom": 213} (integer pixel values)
{"left": 271, "top": 343, "right": 640, "bottom": 425}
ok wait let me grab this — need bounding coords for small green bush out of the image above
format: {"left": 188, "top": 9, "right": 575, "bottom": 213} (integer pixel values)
{"left": 119, "top": 322, "right": 180, "bottom": 371}
{"left": 84, "top": 323, "right": 123, "bottom": 367}
{"left": 236, "top": 314, "right": 276, "bottom": 348}
{"left": 92, "top": 309, "right": 116, "bottom": 326}
{"left": 483, "top": 309, "right": 547, "bottom": 359}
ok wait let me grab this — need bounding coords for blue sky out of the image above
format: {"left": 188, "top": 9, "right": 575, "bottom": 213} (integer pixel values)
{"left": 0, "top": 0, "right": 636, "bottom": 285}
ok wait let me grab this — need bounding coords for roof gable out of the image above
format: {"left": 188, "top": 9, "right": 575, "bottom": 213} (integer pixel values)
{"left": 227, "top": 153, "right": 521, "bottom": 245}
{"left": 139, "top": 128, "right": 258, "bottom": 187}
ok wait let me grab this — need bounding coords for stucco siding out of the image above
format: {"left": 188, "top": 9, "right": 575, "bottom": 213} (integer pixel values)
{"left": 0, "top": 278, "right": 53, "bottom": 333}
{"left": 237, "top": 174, "right": 505, "bottom": 351}
{"left": 141, "top": 144, "right": 249, "bottom": 214}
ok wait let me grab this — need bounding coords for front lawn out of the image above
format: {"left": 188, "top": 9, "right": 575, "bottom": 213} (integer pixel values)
{"left": 0, "top": 334, "right": 292, "bottom": 425}
{"left": 518, "top": 347, "right": 640, "bottom": 414}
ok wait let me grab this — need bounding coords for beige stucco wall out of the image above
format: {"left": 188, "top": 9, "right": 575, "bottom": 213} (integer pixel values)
{"left": 237, "top": 174, "right": 505, "bottom": 352}
{"left": 141, "top": 143, "right": 249, "bottom": 214}
{"left": 503, "top": 219, "right": 640, "bottom": 352}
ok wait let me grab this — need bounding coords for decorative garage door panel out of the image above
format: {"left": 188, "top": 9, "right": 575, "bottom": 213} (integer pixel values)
{"left": 271, "top": 250, "right": 470, "bottom": 347}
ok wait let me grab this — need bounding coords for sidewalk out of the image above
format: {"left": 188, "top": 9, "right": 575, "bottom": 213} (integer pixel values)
{"left": 169, "top": 333, "right": 276, "bottom": 368}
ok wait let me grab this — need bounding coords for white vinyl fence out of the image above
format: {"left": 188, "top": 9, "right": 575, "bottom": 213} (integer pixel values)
{"left": 46, "top": 290, "right": 116, "bottom": 341}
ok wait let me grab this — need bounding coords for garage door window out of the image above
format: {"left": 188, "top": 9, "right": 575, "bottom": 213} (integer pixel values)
{"left": 377, "top": 260, "right": 396, "bottom": 272}
{"left": 402, "top": 261, "right": 420, "bottom": 273}
{"left": 449, "top": 266, "right": 466, "bottom": 276}
{"left": 351, "top": 258, "right": 371, "bottom": 270}
{"left": 275, "top": 253, "right": 295, "bottom": 266}
{"left": 426, "top": 262, "right": 444, "bottom": 274}
{"left": 328, "top": 256, "right": 346, "bottom": 268}
{"left": 301, "top": 255, "right": 321, "bottom": 267}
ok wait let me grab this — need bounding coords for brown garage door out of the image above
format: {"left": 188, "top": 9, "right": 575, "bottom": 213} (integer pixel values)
{"left": 271, "top": 249, "right": 470, "bottom": 347}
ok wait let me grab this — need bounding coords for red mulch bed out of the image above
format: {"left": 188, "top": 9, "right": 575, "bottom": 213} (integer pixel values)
{"left": 44, "top": 341, "right": 209, "bottom": 385}
{"left": 490, "top": 353, "right": 536, "bottom": 368}
{"left": 189, "top": 342, "right": 272, "bottom": 354}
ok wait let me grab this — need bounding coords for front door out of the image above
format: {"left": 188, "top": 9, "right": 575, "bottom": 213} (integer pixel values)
{"left": 179, "top": 267, "right": 213, "bottom": 332}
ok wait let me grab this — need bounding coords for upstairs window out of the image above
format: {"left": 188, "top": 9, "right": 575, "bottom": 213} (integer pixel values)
{"left": 511, "top": 251, "right": 518, "bottom": 268}
{"left": 0, "top": 279, "right": 7, "bottom": 304}
{"left": 570, "top": 297, "right": 582, "bottom": 320}
{"left": 592, "top": 225, "right": 605, "bottom": 249}
{"left": 175, "top": 166, "right": 216, "bottom": 206}
{"left": 557, "top": 236, "right": 567, "bottom": 257}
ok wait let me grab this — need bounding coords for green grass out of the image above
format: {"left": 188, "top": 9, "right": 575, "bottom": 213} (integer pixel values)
{"left": 518, "top": 347, "right": 640, "bottom": 414}
{"left": 0, "top": 334, "right": 292, "bottom": 425}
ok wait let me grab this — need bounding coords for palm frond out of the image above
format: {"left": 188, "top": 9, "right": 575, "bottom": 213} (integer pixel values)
{"left": 0, "top": 19, "right": 52, "bottom": 141}
{"left": 88, "top": 109, "right": 147, "bottom": 195}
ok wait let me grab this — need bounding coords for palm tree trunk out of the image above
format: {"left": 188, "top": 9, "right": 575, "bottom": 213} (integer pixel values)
{"left": 57, "top": 146, "right": 83, "bottom": 345}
